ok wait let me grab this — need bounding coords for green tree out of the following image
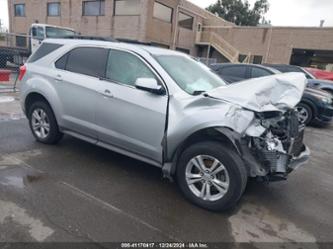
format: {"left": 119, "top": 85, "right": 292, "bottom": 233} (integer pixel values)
{"left": 206, "top": 0, "right": 270, "bottom": 26}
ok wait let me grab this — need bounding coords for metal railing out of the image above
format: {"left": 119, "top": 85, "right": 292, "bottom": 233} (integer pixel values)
{"left": 0, "top": 32, "right": 30, "bottom": 49}
{"left": 198, "top": 31, "right": 240, "bottom": 63}
{"left": 0, "top": 32, "right": 30, "bottom": 92}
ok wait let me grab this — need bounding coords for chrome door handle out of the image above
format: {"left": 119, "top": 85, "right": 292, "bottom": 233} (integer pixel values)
{"left": 102, "top": 89, "right": 113, "bottom": 98}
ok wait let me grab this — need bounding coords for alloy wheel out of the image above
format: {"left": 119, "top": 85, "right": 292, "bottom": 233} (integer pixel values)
{"left": 185, "top": 155, "right": 230, "bottom": 202}
{"left": 296, "top": 106, "right": 309, "bottom": 124}
{"left": 31, "top": 108, "right": 50, "bottom": 139}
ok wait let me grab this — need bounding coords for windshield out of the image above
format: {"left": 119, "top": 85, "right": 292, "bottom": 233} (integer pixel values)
{"left": 46, "top": 27, "right": 75, "bottom": 38}
{"left": 154, "top": 55, "right": 226, "bottom": 95}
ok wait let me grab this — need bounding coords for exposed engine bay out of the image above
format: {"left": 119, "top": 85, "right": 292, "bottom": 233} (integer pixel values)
{"left": 248, "top": 110, "right": 307, "bottom": 180}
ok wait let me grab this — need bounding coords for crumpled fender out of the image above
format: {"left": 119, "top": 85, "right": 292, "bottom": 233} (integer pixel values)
{"left": 165, "top": 93, "right": 255, "bottom": 162}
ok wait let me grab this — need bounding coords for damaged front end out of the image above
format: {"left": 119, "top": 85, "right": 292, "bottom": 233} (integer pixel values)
{"left": 206, "top": 73, "right": 310, "bottom": 181}
{"left": 244, "top": 110, "right": 310, "bottom": 181}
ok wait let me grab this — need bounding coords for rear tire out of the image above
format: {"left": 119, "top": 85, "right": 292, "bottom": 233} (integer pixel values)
{"left": 176, "top": 141, "right": 247, "bottom": 211}
{"left": 28, "top": 101, "right": 63, "bottom": 144}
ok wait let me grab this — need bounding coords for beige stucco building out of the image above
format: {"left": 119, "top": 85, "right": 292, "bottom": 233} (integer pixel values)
{"left": 7, "top": 0, "right": 333, "bottom": 68}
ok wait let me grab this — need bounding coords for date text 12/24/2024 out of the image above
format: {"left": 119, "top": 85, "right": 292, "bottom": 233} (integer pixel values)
{"left": 121, "top": 243, "right": 208, "bottom": 248}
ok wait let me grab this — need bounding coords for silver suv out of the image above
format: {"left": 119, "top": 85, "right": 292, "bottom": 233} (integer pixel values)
{"left": 20, "top": 39, "right": 310, "bottom": 211}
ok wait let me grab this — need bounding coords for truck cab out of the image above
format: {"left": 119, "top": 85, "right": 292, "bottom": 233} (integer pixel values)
{"left": 29, "top": 24, "right": 76, "bottom": 53}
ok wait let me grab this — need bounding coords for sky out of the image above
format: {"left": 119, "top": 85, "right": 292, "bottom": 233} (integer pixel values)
{"left": 1, "top": 0, "right": 333, "bottom": 30}
{"left": 189, "top": 0, "right": 333, "bottom": 27}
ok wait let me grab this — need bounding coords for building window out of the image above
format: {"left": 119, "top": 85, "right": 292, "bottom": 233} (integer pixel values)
{"left": 153, "top": 2, "right": 172, "bottom": 23}
{"left": 238, "top": 54, "right": 247, "bottom": 62}
{"left": 47, "top": 2, "right": 61, "bottom": 16}
{"left": 251, "top": 55, "right": 263, "bottom": 64}
{"left": 14, "top": 4, "right": 25, "bottom": 16}
{"left": 178, "top": 12, "right": 193, "bottom": 30}
{"left": 114, "top": 0, "right": 141, "bottom": 16}
{"left": 83, "top": 0, "right": 105, "bottom": 16}
{"left": 16, "top": 35, "right": 26, "bottom": 47}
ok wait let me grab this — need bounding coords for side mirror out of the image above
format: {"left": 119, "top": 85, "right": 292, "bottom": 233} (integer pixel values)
{"left": 135, "top": 78, "right": 165, "bottom": 95}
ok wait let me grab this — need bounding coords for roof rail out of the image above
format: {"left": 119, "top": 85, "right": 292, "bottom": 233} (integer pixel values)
{"left": 60, "top": 35, "right": 118, "bottom": 42}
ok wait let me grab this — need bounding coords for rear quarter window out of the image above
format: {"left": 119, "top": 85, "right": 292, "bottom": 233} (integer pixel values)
{"left": 55, "top": 53, "right": 69, "bottom": 70}
{"left": 28, "top": 43, "right": 63, "bottom": 63}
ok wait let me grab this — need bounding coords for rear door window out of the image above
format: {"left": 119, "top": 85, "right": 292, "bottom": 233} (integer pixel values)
{"left": 65, "top": 47, "right": 108, "bottom": 78}
{"left": 220, "top": 66, "right": 247, "bottom": 78}
{"left": 251, "top": 67, "right": 272, "bottom": 78}
{"left": 220, "top": 66, "right": 248, "bottom": 82}
{"left": 28, "top": 43, "right": 63, "bottom": 62}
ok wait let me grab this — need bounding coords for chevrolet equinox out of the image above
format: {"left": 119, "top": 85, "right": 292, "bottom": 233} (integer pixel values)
{"left": 20, "top": 39, "right": 310, "bottom": 211}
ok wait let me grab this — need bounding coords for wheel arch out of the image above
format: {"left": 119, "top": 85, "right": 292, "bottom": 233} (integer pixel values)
{"left": 162, "top": 126, "right": 243, "bottom": 179}
{"left": 299, "top": 99, "right": 318, "bottom": 118}
{"left": 25, "top": 92, "right": 51, "bottom": 114}
{"left": 24, "top": 92, "right": 61, "bottom": 126}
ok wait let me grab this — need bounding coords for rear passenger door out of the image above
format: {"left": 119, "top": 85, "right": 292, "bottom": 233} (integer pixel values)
{"left": 53, "top": 46, "right": 108, "bottom": 139}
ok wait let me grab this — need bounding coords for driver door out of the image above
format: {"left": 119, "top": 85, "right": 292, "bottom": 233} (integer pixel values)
{"left": 95, "top": 49, "right": 168, "bottom": 164}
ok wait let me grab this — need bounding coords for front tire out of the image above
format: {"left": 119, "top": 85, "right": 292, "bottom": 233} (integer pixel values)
{"left": 296, "top": 103, "right": 313, "bottom": 125}
{"left": 28, "top": 101, "right": 63, "bottom": 144}
{"left": 176, "top": 141, "right": 248, "bottom": 211}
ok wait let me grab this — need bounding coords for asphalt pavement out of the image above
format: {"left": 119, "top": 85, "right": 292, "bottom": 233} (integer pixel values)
{"left": 0, "top": 94, "right": 332, "bottom": 246}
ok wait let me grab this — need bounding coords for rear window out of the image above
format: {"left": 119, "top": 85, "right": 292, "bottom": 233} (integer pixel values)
{"left": 28, "top": 43, "right": 63, "bottom": 63}
{"left": 62, "top": 47, "right": 108, "bottom": 78}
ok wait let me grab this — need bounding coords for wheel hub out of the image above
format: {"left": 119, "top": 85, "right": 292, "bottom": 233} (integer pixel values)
{"left": 185, "top": 155, "right": 230, "bottom": 202}
{"left": 31, "top": 108, "right": 50, "bottom": 139}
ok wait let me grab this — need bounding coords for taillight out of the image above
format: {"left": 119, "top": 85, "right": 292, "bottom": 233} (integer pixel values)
{"left": 18, "top": 65, "right": 27, "bottom": 81}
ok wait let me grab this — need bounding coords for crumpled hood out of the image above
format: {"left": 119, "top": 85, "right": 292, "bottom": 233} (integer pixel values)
{"left": 207, "top": 72, "right": 307, "bottom": 113}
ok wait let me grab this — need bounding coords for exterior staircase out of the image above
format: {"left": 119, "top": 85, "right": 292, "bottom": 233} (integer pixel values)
{"left": 197, "top": 31, "right": 250, "bottom": 63}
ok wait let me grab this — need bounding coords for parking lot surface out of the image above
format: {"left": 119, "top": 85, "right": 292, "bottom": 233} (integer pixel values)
{"left": 0, "top": 95, "right": 332, "bottom": 245}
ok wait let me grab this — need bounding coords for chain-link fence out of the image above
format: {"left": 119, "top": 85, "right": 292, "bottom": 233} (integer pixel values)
{"left": 0, "top": 32, "right": 30, "bottom": 93}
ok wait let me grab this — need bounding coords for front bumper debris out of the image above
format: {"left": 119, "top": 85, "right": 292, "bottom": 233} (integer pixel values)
{"left": 289, "top": 145, "right": 311, "bottom": 170}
